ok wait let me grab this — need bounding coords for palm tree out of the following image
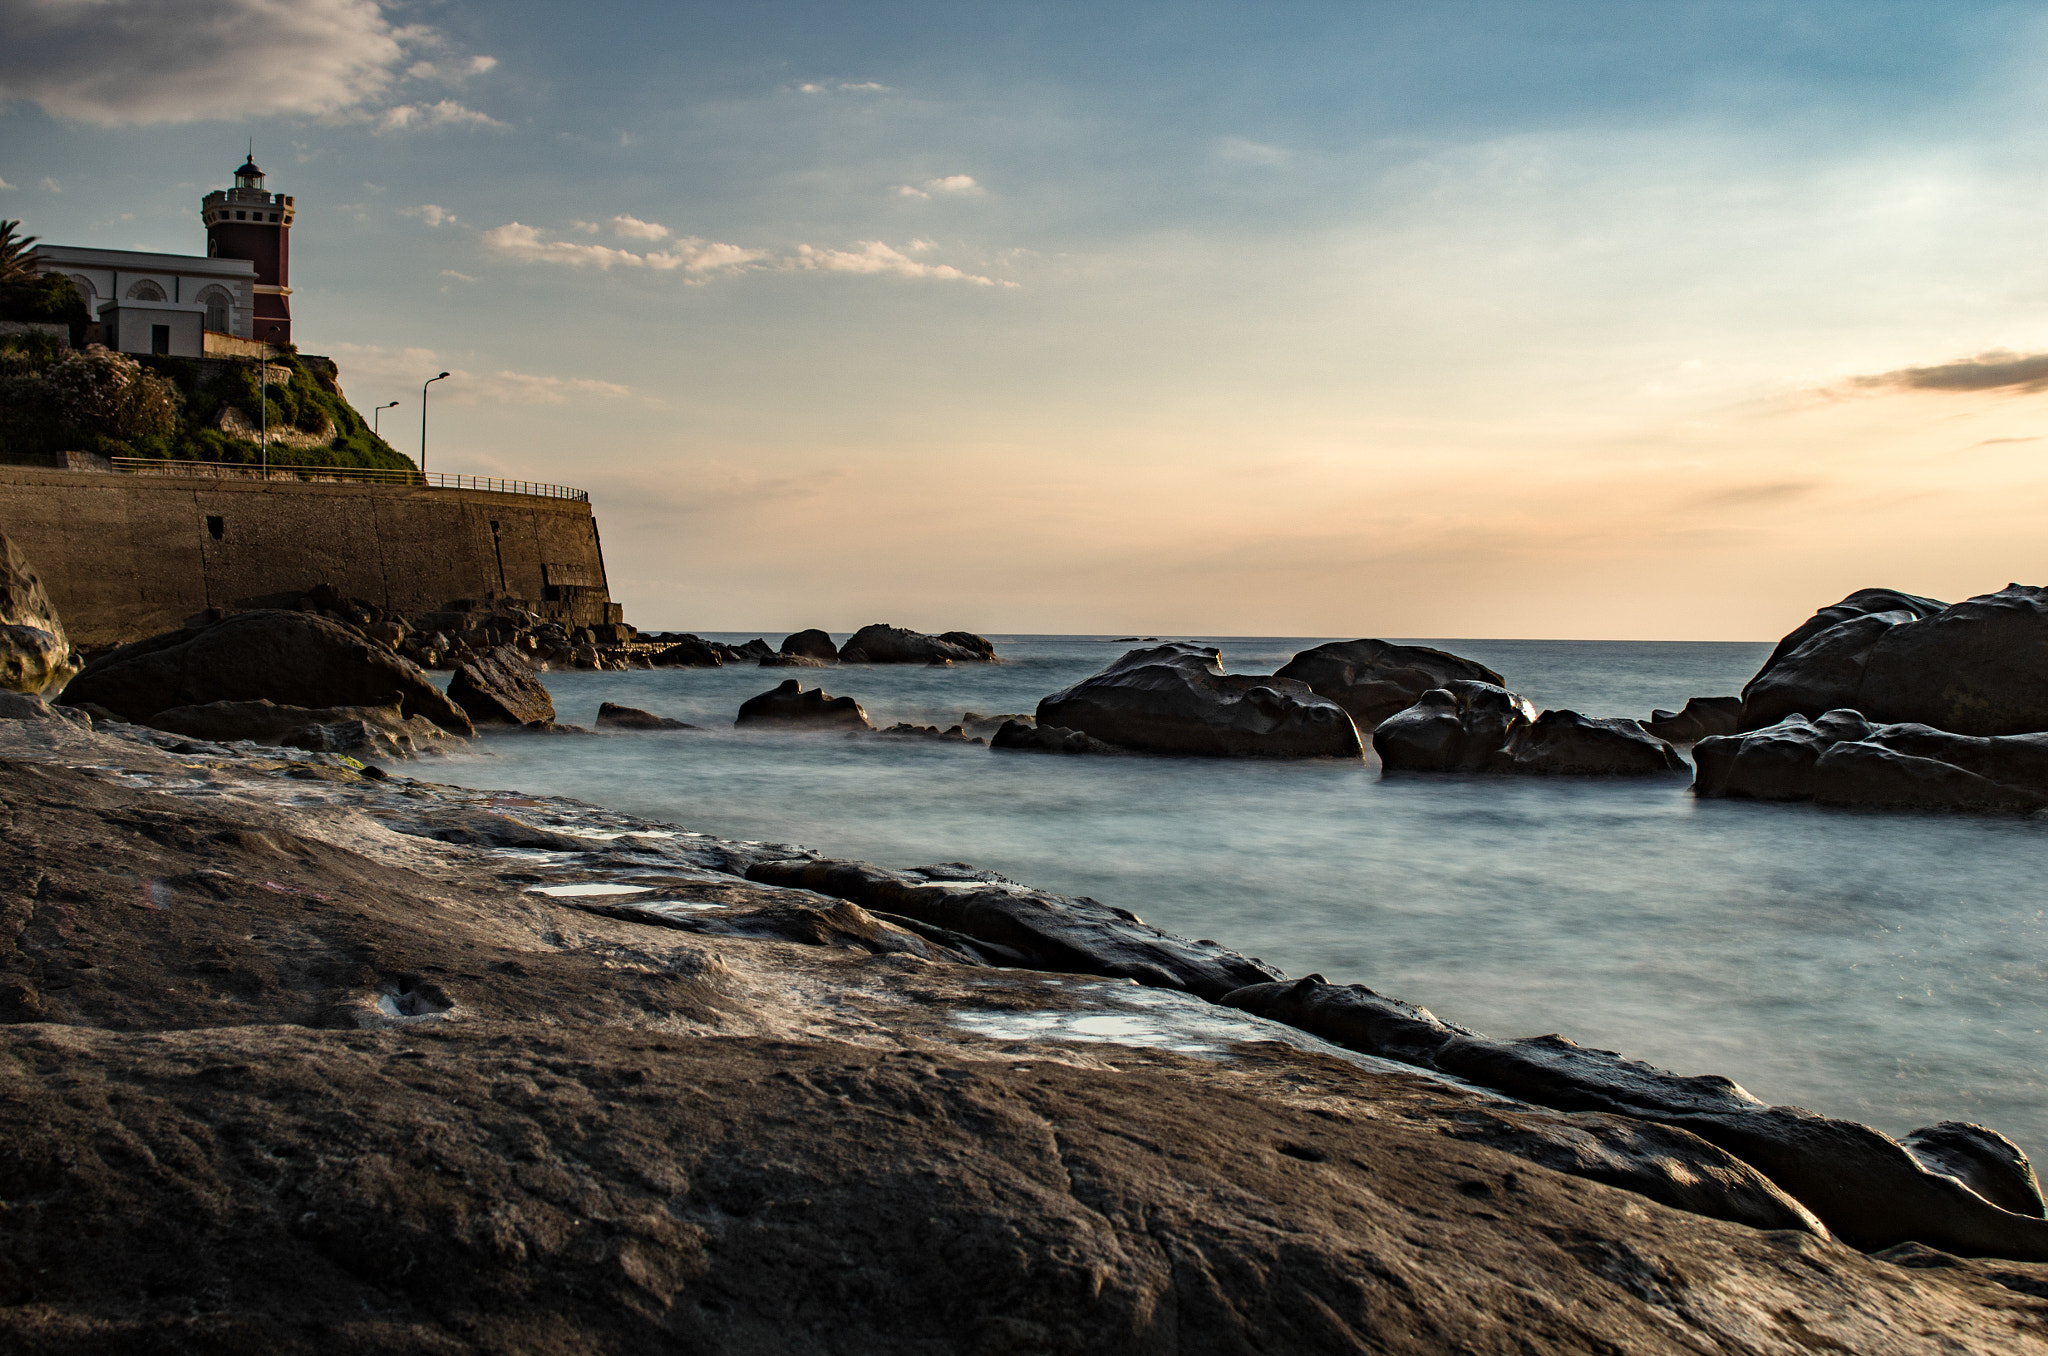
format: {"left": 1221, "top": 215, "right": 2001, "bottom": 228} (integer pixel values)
{"left": 0, "top": 220, "right": 40, "bottom": 286}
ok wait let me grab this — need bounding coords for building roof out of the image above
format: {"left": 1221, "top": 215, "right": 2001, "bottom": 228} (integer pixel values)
{"left": 27, "top": 244, "right": 256, "bottom": 277}
{"left": 237, "top": 157, "right": 264, "bottom": 178}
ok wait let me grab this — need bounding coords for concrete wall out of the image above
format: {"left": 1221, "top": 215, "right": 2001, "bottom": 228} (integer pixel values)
{"left": 0, "top": 467, "right": 617, "bottom": 648}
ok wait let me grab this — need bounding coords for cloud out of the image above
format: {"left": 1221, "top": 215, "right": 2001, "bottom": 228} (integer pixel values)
{"left": 1216, "top": 136, "right": 1290, "bottom": 167}
{"left": 38, "top": 177, "right": 58, "bottom": 192}
{"left": 798, "top": 80, "right": 891, "bottom": 94}
{"left": 439, "top": 269, "right": 476, "bottom": 282}
{"left": 1686, "top": 481, "right": 1819, "bottom": 508}
{"left": 481, "top": 222, "right": 768, "bottom": 277}
{"left": 373, "top": 99, "right": 504, "bottom": 133}
{"left": 788, "top": 240, "right": 1006, "bottom": 285}
{"left": 609, "top": 214, "right": 669, "bottom": 241}
{"left": 323, "top": 342, "right": 632, "bottom": 405}
{"left": 0, "top": 0, "right": 498, "bottom": 130}
{"left": 893, "top": 174, "right": 985, "bottom": 199}
{"left": 401, "top": 203, "right": 457, "bottom": 227}
{"left": 0, "top": 176, "right": 12, "bottom": 190}
{"left": 1846, "top": 350, "right": 2048, "bottom": 396}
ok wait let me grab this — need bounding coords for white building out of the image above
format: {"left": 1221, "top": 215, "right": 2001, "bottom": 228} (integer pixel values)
{"left": 27, "top": 244, "right": 259, "bottom": 358}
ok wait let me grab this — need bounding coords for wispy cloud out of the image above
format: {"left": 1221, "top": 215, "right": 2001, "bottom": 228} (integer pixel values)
{"left": 789, "top": 240, "right": 1008, "bottom": 285}
{"left": 0, "top": 176, "right": 13, "bottom": 190}
{"left": 798, "top": 80, "right": 891, "bottom": 94}
{"left": 373, "top": 99, "right": 504, "bottom": 133}
{"left": 38, "top": 177, "right": 58, "bottom": 193}
{"left": 324, "top": 342, "right": 632, "bottom": 405}
{"left": 480, "top": 223, "right": 768, "bottom": 277}
{"left": 1845, "top": 350, "right": 2048, "bottom": 396}
{"left": 401, "top": 203, "right": 457, "bottom": 227}
{"left": 1216, "top": 136, "right": 1291, "bottom": 167}
{"left": 482, "top": 221, "right": 1012, "bottom": 286}
{"left": 439, "top": 269, "right": 476, "bottom": 282}
{"left": 609, "top": 214, "right": 669, "bottom": 240}
{"left": 893, "top": 174, "right": 986, "bottom": 199}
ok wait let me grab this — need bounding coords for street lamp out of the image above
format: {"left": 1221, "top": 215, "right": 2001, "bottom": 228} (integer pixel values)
{"left": 371, "top": 400, "right": 399, "bottom": 437}
{"left": 420, "top": 372, "right": 450, "bottom": 475}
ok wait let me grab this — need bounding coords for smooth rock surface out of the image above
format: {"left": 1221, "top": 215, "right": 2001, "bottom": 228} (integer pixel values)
{"left": 594, "top": 701, "right": 698, "bottom": 731}
{"left": 1274, "top": 638, "right": 1506, "bottom": 730}
{"left": 447, "top": 645, "right": 556, "bottom": 727}
{"left": 1694, "top": 712, "right": 2048, "bottom": 811}
{"left": 990, "top": 719, "right": 1124, "bottom": 756}
{"left": 734, "top": 679, "right": 874, "bottom": 730}
{"left": 1643, "top": 696, "right": 1742, "bottom": 744}
{"left": 144, "top": 698, "right": 450, "bottom": 754}
{"left": 1375, "top": 682, "right": 1681, "bottom": 776}
{"left": 1742, "top": 585, "right": 2048, "bottom": 735}
{"left": 651, "top": 637, "right": 725, "bottom": 667}
{"left": 60, "top": 609, "right": 473, "bottom": 736}
{"left": 1037, "top": 643, "right": 1364, "bottom": 758}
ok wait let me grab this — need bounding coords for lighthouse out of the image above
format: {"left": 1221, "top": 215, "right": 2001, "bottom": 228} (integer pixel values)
{"left": 200, "top": 154, "right": 294, "bottom": 346}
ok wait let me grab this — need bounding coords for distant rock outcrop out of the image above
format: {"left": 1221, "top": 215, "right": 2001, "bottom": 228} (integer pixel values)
{"left": 0, "top": 532, "right": 76, "bottom": 696}
{"left": 1741, "top": 585, "right": 2048, "bottom": 735}
{"left": 839, "top": 625, "right": 997, "bottom": 665}
{"left": 735, "top": 679, "right": 874, "bottom": 731}
{"left": 1036, "top": 643, "right": 1363, "bottom": 758}
{"left": 1374, "top": 681, "right": 1682, "bottom": 776}
{"left": 448, "top": 645, "right": 556, "bottom": 727}
{"left": 651, "top": 638, "right": 725, "bottom": 668}
{"left": 1274, "top": 639, "right": 1505, "bottom": 731}
{"left": 779, "top": 629, "right": 840, "bottom": 662}
{"left": 60, "top": 609, "right": 472, "bottom": 736}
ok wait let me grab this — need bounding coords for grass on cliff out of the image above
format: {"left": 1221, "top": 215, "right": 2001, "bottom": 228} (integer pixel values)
{"left": 0, "top": 331, "right": 416, "bottom": 471}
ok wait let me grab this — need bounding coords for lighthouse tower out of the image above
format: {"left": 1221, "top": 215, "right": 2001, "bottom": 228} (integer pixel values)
{"left": 200, "top": 154, "right": 294, "bottom": 345}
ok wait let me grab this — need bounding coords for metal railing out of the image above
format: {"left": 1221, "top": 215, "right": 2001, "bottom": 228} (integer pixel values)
{"left": 108, "top": 458, "right": 589, "bottom": 502}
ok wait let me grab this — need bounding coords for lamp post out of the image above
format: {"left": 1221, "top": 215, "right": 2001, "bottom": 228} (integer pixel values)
{"left": 372, "top": 400, "right": 399, "bottom": 437}
{"left": 256, "top": 356, "right": 269, "bottom": 477}
{"left": 420, "top": 371, "right": 449, "bottom": 477}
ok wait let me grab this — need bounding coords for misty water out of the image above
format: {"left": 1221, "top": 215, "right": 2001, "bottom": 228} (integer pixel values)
{"left": 432, "top": 635, "right": 2048, "bottom": 1156}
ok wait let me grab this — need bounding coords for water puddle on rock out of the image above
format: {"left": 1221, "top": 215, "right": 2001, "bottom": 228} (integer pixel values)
{"left": 527, "top": 882, "right": 656, "bottom": 898}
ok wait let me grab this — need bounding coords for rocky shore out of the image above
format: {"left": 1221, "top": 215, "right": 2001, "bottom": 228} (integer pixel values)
{"left": 3, "top": 705, "right": 2048, "bottom": 1351}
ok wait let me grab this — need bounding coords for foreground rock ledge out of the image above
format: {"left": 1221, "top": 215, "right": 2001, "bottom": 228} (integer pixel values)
{"left": 0, "top": 726, "right": 2044, "bottom": 1351}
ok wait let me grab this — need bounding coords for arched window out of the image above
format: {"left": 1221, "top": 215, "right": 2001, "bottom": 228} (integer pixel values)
{"left": 66, "top": 274, "right": 97, "bottom": 307}
{"left": 126, "top": 279, "right": 167, "bottom": 301}
{"left": 195, "top": 286, "right": 232, "bottom": 333}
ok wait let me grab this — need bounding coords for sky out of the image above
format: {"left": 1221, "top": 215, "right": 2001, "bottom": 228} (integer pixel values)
{"left": 4, "top": 0, "right": 2048, "bottom": 639}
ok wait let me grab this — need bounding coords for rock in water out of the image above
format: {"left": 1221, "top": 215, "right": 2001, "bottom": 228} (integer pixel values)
{"left": 1374, "top": 681, "right": 1682, "bottom": 776}
{"left": 1036, "top": 643, "right": 1363, "bottom": 758}
{"left": 1742, "top": 584, "right": 2048, "bottom": 735}
{"left": 990, "top": 719, "right": 1123, "bottom": 755}
{"left": 448, "top": 645, "right": 555, "bottom": 727}
{"left": 735, "top": 679, "right": 874, "bottom": 730}
{"left": 779, "top": 628, "right": 839, "bottom": 662}
{"left": 651, "top": 638, "right": 724, "bottom": 667}
{"left": 1274, "top": 639, "right": 1505, "bottom": 730}
{"left": 60, "top": 609, "right": 473, "bottom": 735}
{"left": 839, "top": 624, "right": 997, "bottom": 664}
{"left": 1693, "top": 711, "right": 2048, "bottom": 812}
{"left": 0, "top": 531, "right": 76, "bottom": 696}
{"left": 1643, "top": 696, "right": 1742, "bottom": 744}
{"left": 595, "top": 702, "right": 698, "bottom": 731}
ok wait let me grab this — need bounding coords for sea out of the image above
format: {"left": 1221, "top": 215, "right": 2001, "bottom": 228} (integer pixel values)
{"left": 431, "top": 635, "right": 2048, "bottom": 1157}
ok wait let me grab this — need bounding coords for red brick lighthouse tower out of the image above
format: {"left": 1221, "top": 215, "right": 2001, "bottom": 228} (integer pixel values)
{"left": 200, "top": 153, "right": 295, "bottom": 345}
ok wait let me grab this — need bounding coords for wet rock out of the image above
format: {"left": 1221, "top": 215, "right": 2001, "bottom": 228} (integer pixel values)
{"left": 651, "top": 637, "right": 724, "bottom": 667}
{"left": 142, "top": 698, "right": 453, "bottom": 756}
{"left": 779, "top": 628, "right": 839, "bottom": 662}
{"left": 839, "top": 624, "right": 996, "bottom": 664}
{"left": 61, "top": 609, "right": 473, "bottom": 736}
{"left": 1273, "top": 639, "right": 1506, "bottom": 731}
{"left": 1037, "top": 643, "right": 1364, "bottom": 759}
{"left": 1742, "top": 585, "right": 2048, "bottom": 735}
{"left": 1375, "top": 683, "right": 1681, "bottom": 776}
{"left": 760, "top": 653, "right": 829, "bottom": 668}
{"left": 961, "top": 711, "right": 1032, "bottom": 740}
{"left": 1909, "top": 1123, "right": 2048, "bottom": 1219}
{"left": 594, "top": 702, "right": 698, "bottom": 731}
{"left": 1223, "top": 976, "right": 2048, "bottom": 1258}
{"left": 278, "top": 718, "right": 416, "bottom": 760}
{"left": 878, "top": 722, "right": 980, "bottom": 743}
{"left": 735, "top": 679, "right": 874, "bottom": 731}
{"left": 1643, "top": 696, "right": 1742, "bottom": 745}
{"left": 936, "top": 631, "right": 998, "bottom": 662}
{"left": 448, "top": 645, "right": 555, "bottom": 727}
{"left": 990, "top": 720, "right": 1123, "bottom": 756}
{"left": 1693, "top": 712, "right": 2048, "bottom": 811}
{"left": 0, "top": 532, "right": 76, "bottom": 696}
{"left": 747, "top": 857, "right": 1283, "bottom": 1001}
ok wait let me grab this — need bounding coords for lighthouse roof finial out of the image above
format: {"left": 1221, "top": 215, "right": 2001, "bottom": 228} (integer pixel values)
{"left": 236, "top": 140, "right": 263, "bottom": 181}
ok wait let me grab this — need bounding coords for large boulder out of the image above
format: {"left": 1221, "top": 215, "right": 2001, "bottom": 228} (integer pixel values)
{"left": 595, "top": 702, "right": 697, "bottom": 731}
{"left": 1694, "top": 711, "right": 2048, "bottom": 812}
{"left": 839, "top": 624, "right": 996, "bottom": 665}
{"left": 447, "top": 645, "right": 555, "bottom": 727}
{"left": 779, "top": 629, "right": 839, "bottom": 662}
{"left": 61, "top": 610, "right": 473, "bottom": 735}
{"left": 651, "top": 638, "right": 724, "bottom": 667}
{"left": 1741, "top": 585, "right": 2048, "bottom": 735}
{"left": 1035, "top": 643, "right": 1363, "bottom": 758}
{"left": 0, "top": 531, "right": 77, "bottom": 696}
{"left": 1374, "top": 681, "right": 1682, "bottom": 775}
{"left": 1273, "top": 639, "right": 1505, "bottom": 730}
{"left": 735, "top": 679, "right": 873, "bottom": 731}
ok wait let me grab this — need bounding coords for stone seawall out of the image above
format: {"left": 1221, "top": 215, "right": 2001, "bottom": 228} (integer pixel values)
{"left": 0, "top": 466, "right": 618, "bottom": 648}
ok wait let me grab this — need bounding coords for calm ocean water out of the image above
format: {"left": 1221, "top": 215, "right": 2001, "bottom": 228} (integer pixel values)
{"left": 432, "top": 635, "right": 2048, "bottom": 1156}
